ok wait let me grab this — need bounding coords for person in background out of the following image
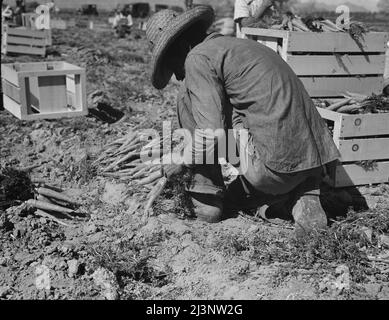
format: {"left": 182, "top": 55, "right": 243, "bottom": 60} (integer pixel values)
{"left": 234, "top": 0, "right": 275, "bottom": 38}
{"left": 14, "top": 0, "right": 25, "bottom": 26}
{"left": 112, "top": 10, "right": 124, "bottom": 28}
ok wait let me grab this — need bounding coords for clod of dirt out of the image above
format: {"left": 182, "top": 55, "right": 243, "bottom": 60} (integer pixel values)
{"left": 379, "top": 235, "right": 389, "bottom": 248}
{"left": 92, "top": 267, "right": 119, "bottom": 300}
{"left": 101, "top": 182, "right": 127, "bottom": 205}
{"left": 67, "top": 259, "right": 80, "bottom": 278}
{"left": 83, "top": 223, "right": 98, "bottom": 235}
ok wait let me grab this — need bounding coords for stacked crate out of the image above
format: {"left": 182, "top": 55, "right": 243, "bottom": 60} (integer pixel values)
{"left": 1, "top": 25, "right": 51, "bottom": 56}
{"left": 240, "top": 28, "right": 388, "bottom": 98}
{"left": 317, "top": 107, "right": 389, "bottom": 187}
{"left": 240, "top": 28, "right": 389, "bottom": 187}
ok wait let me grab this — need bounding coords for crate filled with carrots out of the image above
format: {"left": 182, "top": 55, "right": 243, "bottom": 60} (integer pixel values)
{"left": 240, "top": 13, "right": 388, "bottom": 99}
{"left": 316, "top": 93, "right": 389, "bottom": 188}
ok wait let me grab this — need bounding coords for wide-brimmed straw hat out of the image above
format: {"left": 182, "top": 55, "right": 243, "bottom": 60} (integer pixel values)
{"left": 146, "top": 6, "right": 214, "bottom": 89}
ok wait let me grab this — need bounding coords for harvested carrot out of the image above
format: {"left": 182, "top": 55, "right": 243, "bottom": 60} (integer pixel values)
{"left": 131, "top": 167, "right": 149, "bottom": 179}
{"left": 327, "top": 98, "right": 353, "bottom": 111}
{"left": 35, "top": 209, "right": 72, "bottom": 227}
{"left": 337, "top": 104, "right": 361, "bottom": 113}
{"left": 103, "top": 152, "right": 139, "bottom": 172}
{"left": 36, "top": 187, "right": 79, "bottom": 205}
{"left": 292, "top": 19, "right": 310, "bottom": 32}
{"left": 102, "top": 172, "right": 133, "bottom": 178}
{"left": 26, "top": 199, "right": 74, "bottom": 214}
{"left": 138, "top": 170, "right": 163, "bottom": 186}
{"left": 143, "top": 177, "right": 168, "bottom": 219}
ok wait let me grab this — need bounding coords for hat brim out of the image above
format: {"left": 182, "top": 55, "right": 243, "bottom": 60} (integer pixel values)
{"left": 150, "top": 6, "right": 214, "bottom": 90}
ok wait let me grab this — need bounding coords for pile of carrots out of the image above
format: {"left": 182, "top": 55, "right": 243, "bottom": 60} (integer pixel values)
{"left": 93, "top": 130, "right": 175, "bottom": 187}
{"left": 26, "top": 186, "right": 82, "bottom": 227}
{"left": 272, "top": 13, "right": 350, "bottom": 32}
{"left": 321, "top": 92, "right": 389, "bottom": 114}
{"left": 93, "top": 130, "right": 184, "bottom": 218}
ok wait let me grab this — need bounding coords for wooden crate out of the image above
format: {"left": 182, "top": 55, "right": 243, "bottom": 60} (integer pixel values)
{"left": 1, "top": 61, "right": 87, "bottom": 120}
{"left": 21, "top": 13, "right": 52, "bottom": 45}
{"left": 317, "top": 107, "right": 389, "bottom": 187}
{"left": 241, "top": 28, "right": 389, "bottom": 98}
{"left": 1, "top": 25, "right": 51, "bottom": 56}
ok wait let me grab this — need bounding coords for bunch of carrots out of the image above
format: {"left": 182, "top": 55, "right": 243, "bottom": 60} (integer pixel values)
{"left": 94, "top": 130, "right": 187, "bottom": 218}
{"left": 93, "top": 130, "right": 171, "bottom": 187}
{"left": 321, "top": 92, "right": 389, "bottom": 114}
{"left": 26, "top": 186, "right": 82, "bottom": 227}
{"left": 271, "top": 13, "right": 364, "bottom": 33}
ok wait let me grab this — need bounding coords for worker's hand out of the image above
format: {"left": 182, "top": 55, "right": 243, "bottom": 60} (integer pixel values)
{"left": 162, "top": 164, "right": 185, "bottom": 180}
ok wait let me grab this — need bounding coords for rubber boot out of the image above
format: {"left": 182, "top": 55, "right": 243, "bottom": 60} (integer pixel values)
{"left": 291, "top": 177, "right": 327, "bottom": 235}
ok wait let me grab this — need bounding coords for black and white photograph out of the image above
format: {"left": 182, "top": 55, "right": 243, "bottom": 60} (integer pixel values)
{"left": 0, "top": 0, "right": 389, "bottom": 306}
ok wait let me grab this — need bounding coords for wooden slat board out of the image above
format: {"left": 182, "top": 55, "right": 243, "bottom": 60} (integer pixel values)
{"left": 338, "top": 138, "right": 389, "bottom": 162}
{"left": 339, "top": 112, "right": 389, "bottom": 138}
{"left": 7, "top": 27, "right": 47, "bottom": 39}
{"left": 241, "top": 27, "right": 289, "bottom": 39}
{"left": 333, "top": 161, "right": 389, "bottom": 187}
{"left": 288, "top": 32, "right": 388, "bottom": 53}
{"left": 2, "top": 79, "right": 20, "bottom": 103}
{"left": 1, "top": 64, "right": 19, "bottom": 85}
{"left": 300, "top": 76, "right": 384, "bottom": 97}
{"left": 287, "top": 55, "right": 386, "bottom": 76}
{"left": 6, "top": 35, "right": 47, "bottom": 46}
{"left": 5, "top": 44, "right": 45, "bottom": 56}
{"left": 241, "top": 28, "right": 388, "bottom": 53}
{"left": 3, "top": 94, "right": 22, "bottom": 119}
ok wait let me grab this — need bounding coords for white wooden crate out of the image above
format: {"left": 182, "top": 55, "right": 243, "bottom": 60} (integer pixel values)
{"left": 1, "top": 61, "right": 87, "bottom": 120}
{"left": 317, "top": 107, "right": 389, "bottom": 187}
{"left": 241, "top": 28, "right": 389, "bottom": 98}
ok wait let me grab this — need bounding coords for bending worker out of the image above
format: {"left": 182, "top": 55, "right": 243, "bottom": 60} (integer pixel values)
{"left": 145, "top": 6, "right": 340, "bottom": 234}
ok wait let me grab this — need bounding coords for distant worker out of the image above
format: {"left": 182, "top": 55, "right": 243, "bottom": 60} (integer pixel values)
{"left": 234, "top": 0, "right": 275, "bottom": 38}
{"left": 112, "top": 11, "right": 124, "bottom": 28}
{"left": 14, "top": 0, "right": 25, "bottom": 26}
{"left": 127, "top": 13, "right": 133, "bottom": 27}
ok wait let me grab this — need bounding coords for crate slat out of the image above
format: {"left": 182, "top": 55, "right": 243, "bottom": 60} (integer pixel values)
{"left": 6, "top": 35, "right": 47, "bottom": 47}
{"left": 339, "top": 112, "right": 389, "bottom": 138}
{"left": 5, "top": 44, "right": 46, "bottom": 56}
{"left": 338, "top": 138, "right": 389, "bottom": 162}
{"left": 334, "top": 161, "right": 389, "bottom": 187}
{"left": 318, "top": 108, "right": 389, "bottom": 138}
{"left": 288, "top": 32, "right": 388, "bottom": 53}
{"left": 6, "top": 27, "right": 47, "bottom": 39}
{"left": 300, "top": 76, "right": 383, "bottom": 98}
{"left": 240, "top": 28, "right": 388, "bottom": 98}
{"left": 1, "top": 79, "right": 20, "bottom": 103}
{"left": 2, "top": 95, "right": 22, "bottom": 119}
{"left": 287, "top": 55, "right": 386, "bottom": 76}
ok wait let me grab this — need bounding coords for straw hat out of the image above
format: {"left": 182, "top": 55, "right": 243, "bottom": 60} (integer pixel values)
{"left": 146, "top": 6, "right": 214, "bottom": 89}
